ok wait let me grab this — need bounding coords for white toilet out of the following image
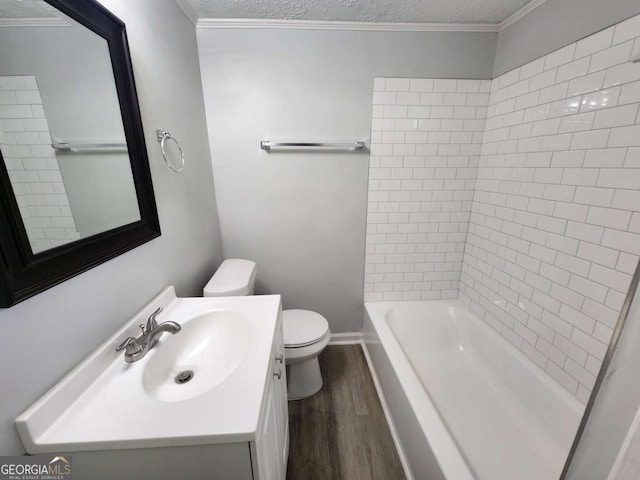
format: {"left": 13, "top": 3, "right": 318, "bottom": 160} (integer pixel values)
{"left": 203, "top": 259, "right": 331, "bottom": 400}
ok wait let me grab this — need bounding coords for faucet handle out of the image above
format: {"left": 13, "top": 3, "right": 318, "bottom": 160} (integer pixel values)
{"left": 146, "top": 307, "right": 163, "bottom": 332}
{"left": 116, "top": 336, "right": 143, "bottom": 355}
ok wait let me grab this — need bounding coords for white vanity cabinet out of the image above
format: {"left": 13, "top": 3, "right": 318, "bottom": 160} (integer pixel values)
{"left": 252, "top": 311, "right": 289, "bottom": 480}
{"left": 15, "top": 290, "right": 290, "bottom": 480}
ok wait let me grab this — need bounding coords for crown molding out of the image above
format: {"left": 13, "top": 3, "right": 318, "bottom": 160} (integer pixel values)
{"left": 197, "top": 18, "right": 501, "bottom": 32}
{"left": 499, "top": 0, "right": 547, "bottom": 30}
{"left": 0, "top": 17, "right": 69, "bottom": 27}
{"left": 175, "top": 0, "right": 198, "bottom": 27}
{"left": 192, "top": 0, "right": 547, "bottom": 32}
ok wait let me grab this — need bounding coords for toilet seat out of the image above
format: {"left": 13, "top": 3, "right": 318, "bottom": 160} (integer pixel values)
{"left": 284, "top": 329, "right": 331, "bottom": 366}
{"left": 283, "top": 309, "right": 330, "bottom": 348}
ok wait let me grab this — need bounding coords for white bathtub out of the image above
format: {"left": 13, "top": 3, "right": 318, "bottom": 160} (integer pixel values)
{"left": 363, "top": 300, "right": 583, "bottom": 480}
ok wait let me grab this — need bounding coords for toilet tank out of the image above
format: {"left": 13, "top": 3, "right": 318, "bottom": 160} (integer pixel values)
{"left": 203, "top": 259, "right": 257, "bottom": 297}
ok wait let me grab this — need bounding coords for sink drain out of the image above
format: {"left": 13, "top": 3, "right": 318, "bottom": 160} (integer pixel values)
{"left": 175, "top": 370, "right": 194, "bottom": 384}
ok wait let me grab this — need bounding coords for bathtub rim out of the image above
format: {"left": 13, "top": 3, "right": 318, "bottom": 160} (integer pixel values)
{"left": 364, "top": 300, "right": 477, "bottom": 480}
{"left": 359, "top": 341, "right": 417, "bottom": 480}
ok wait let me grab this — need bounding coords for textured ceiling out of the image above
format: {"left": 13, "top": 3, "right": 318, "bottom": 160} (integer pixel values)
{"left": 0, "top": 0, "right": 59, "bottom": 18}
{"left": 181, "top": 0, "right": 534, "bottom": 24}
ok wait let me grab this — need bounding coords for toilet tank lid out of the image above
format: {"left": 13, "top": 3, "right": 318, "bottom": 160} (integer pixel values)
{"left": 203, "top": 259, "right": 257, "bottom": 296}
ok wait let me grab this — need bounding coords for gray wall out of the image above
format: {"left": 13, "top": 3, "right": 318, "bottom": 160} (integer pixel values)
{"left": 0, "top": 0, "right": 222, "bottom": 455}
{"left": 197, "top": 28, "right": 497, "bottom": 333}
{"left": 494, "top": 0, "right": 640, "bottom": 76}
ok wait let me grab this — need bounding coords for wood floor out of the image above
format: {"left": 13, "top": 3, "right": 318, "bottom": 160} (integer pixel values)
{"left": 286, "top": 345, "right": 406, "bottom": 480}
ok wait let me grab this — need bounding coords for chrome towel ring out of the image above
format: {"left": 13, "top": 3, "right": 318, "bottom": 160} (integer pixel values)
{"left": 156, "top": 129, "right": 184, "bottom": 173}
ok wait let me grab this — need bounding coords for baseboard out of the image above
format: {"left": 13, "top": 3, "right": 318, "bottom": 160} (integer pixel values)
{"left": 361, "top": 341, "right": 415, "bottom": 480}
{"left": 328, "top": 332, "right": 363, "bottom": 345}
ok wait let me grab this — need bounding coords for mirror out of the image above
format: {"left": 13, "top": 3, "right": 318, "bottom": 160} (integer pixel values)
{"left": 0, "top": 0, "right": 160, "bottom": 307}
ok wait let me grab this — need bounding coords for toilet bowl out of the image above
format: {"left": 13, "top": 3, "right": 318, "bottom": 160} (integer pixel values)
{"left": 282, "top": 309, "right": 331, "bottom": 400}
{"left": 204, "top": 259, "right": 331, "bottom": 400}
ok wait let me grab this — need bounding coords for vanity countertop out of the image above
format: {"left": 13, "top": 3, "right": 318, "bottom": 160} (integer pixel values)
{"left": 16, "top": 287, "right": 282, "bottom": 453}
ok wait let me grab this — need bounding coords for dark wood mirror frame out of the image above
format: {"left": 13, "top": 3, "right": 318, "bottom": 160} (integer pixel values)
{"left": 0, "top": 0, "right": 160, "bottom": 307}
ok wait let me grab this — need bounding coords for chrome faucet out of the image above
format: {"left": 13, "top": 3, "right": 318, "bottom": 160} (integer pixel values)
{"left": 116, "top": 307, "right": 181, "bottom": 363}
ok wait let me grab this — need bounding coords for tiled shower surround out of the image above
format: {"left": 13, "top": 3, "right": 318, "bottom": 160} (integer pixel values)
{"left": 365, "top": 13, "right": 640, "bottom": 403}
{"left": 0, "top": 75, "right": 79, "bottom": 253}
{"left": 365, "top": 78, "right": 491, "bottom": 301}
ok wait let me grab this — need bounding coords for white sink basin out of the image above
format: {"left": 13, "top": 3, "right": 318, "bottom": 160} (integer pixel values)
{"left": 143, "top": 310, "right": 255, "bottom": 402}
{"left": 15, "top": 287, "right": 282, "bottom": 453}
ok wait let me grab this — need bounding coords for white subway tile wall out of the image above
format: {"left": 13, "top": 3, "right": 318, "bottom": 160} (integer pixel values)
{"left": 462, "top": 15, "right": 640, "bottom": 404}
{"left": 366, "top": 14, "right": 640, "bottom": 403}
{"left": 0, "top": 76, "right": 79, "bottom": 253}
{"left": 364, "top": 77, "right": 490, "bottom": 301}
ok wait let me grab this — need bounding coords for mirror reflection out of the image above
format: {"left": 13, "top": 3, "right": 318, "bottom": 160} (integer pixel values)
{"left": 0, "top": 0, "right": 140, "bottom": 254}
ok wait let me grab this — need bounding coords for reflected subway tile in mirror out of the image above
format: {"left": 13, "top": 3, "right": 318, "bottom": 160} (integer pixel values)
{"left": 0, "top": 75, "right": 80, "bottom": 253}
